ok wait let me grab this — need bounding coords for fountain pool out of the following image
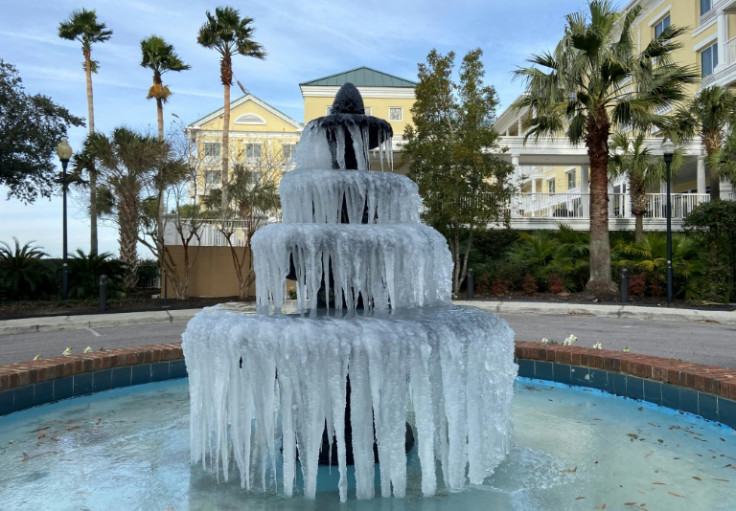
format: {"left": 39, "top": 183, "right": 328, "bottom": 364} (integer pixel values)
{"left": 1, "top": 377, "right": 733, "bottom": 510}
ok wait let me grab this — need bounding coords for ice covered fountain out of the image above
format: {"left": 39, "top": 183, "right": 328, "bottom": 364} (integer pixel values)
{"left": 181, "top": 83, "right": 517, "bottom": 502}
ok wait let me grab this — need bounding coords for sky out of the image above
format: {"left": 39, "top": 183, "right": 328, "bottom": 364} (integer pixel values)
{"left": 1, "top": 0, "right": 597, "bottom": 258}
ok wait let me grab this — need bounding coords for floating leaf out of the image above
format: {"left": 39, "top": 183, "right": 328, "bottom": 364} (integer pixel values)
{"left": 560, "top": 466, "right": 577, "bottom": 473}
{"left": 652, "top": 482, "right": 666, "bottom": 485}
{"left": 693, "top": 476, "right": 702, "bottom": 481}
{"left": 667, "top": 491, "right": 684, "bottom": 498}
{"left": 575, "top": 496, "right": 585, "bottom": 500}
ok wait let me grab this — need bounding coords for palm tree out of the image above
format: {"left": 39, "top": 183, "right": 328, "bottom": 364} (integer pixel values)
{"left": 671, "top": 85, "right": 736, "bottom": 200}
{"left": 140, "top": 35, "right": 190, "bottom": 142}
{"left": 608, "top": 132, "right": 682, "bottom": 242}
{"left": 197, "top": 6, "right": 265, "bottom": 214}
{"left": 514, "top": 1, "right": 696, "bottom": 295}
{"left": 87, "top": 128, "right": 165, "bottom": 289}
{"left": 58, "top": 9, "right": 112, "bottom": 256}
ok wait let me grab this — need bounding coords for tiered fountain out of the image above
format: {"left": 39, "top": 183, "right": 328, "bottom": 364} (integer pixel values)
{"left": 182, "top": 83, "right": 517, "bottom": 502}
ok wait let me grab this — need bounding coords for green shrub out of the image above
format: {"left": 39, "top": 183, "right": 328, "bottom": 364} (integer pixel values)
{"left": 0, "top": 239, "right": 56, "bottom": 300}
{"left": 67, "top": 250, "right": 126, "bottom": 299}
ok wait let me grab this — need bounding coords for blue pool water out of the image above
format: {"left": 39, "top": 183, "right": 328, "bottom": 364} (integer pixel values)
{"left": 0, "top": 378, "right": 734, "bottom": 510}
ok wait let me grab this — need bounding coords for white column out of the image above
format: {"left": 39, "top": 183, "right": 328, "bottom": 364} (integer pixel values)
{"left": 717, "top": 10, "right": 728, "bottom": 69}
{"left": 517, "top": 118, "right": 523, "bottom": 136}
{"left": 608, "top": 181, "right": 615, "bottom": 218}
{"left": 697, "top": 154, "right": 707, "bottom": 194}
{"left": 580, "top": 164, "right": 589, "bottom": 218}
{"left": 624, "top": 179, "right": 631, "bottom": 218}
{"left": 511, "top": 154, "right": 520, "bottom": 216}
{"left": 531, "top": 177, "right": 537, "bottom": 217}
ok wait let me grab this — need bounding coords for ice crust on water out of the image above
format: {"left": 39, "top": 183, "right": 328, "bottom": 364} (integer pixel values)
{"left": 182, "top": 306, "right": 517, "bottom": 500}
{"left": 279, "top": 169, "right": 420, "bottom": 224}
{"left": 252, "top": 223, "right": 452, "bottom": 312}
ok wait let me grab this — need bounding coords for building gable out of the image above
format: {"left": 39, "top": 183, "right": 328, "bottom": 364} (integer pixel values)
{"left": 187, "top": 94, "right": 303, "bottom": 133}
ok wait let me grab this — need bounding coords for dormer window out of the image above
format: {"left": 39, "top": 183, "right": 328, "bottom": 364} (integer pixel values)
{"left": 234, "top": 113, "right": 266, "bottom": 125}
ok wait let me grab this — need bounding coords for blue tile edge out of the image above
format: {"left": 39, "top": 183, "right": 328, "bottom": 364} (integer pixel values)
{"left": 513, "top": 358, "right": 736, "bottom": 431}
{"left": 0, "top": 360, "right": 189, "bottom": 417}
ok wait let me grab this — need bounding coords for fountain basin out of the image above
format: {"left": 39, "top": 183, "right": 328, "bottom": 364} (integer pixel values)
{"left": 1, "top": 377, "right": 734, "bottom": 509}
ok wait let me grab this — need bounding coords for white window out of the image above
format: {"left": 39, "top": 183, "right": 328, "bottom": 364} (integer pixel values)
{"left": 389, "top": 107, "right": 403, "bottom": 121}
{"left": 245, "top": 142, "right": 262, "bottom": 160}
{"left": 203, "top": 142, "right": 220, "bottom": 158}
{"left": 547, "top": 179, "right": 556, "bottom": 194}
{"left": 567, "top": 170, "right": 576, "bottom": 190}
{"left": 364, "top": 106, "right": 372, "bottom": 115}
{"left": 282, "top": 143, "right": 295, "bottom": 161}
{"left": 701, "top": 43, "right": 718, "bottom": 77}
{"left": 654, "top": 15, "right": 670, "bottom": 39}
{"left": 205, "top": 169, "right": 221, "bottom": 186}
{"left": 700, "top": 0, "right": 712, "bottom": 16}
{"left": 326, "top": 105, "right": 332, "bottom": 115}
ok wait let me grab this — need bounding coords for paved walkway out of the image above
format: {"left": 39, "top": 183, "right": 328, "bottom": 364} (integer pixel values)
{"left": 0, "top": 300, "right": 733, "bottom": 367}
{"left": 1, "top": 300, "right": 733, "bottom": 336}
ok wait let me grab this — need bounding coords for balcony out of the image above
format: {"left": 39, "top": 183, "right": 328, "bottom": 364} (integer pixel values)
{"left": 503, "top": 192, "right": 713, "bottom": 231}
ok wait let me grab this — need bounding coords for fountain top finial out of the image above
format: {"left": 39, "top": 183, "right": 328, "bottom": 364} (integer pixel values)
{"left": 330, "top": 83, "right": 364, "bottom": 115}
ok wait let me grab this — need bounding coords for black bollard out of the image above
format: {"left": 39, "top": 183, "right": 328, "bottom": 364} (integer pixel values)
{"left": 620, "top": 268, "right": 628, "bottom": 304}
{"left": 467, "top": 268, "right": 475, "bottom": 300}
{"left": 99, "top": 274, "right": 108, "bottom": 312}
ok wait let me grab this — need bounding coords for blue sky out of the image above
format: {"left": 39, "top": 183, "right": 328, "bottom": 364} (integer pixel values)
{"left": 1, "top": 0, "right": 596, "bottom": 258}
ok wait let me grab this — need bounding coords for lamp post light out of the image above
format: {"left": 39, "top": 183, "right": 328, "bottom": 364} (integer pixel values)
{"left": 662, "top": 138, "right": 675, "bottom": 305}
{"left": 56, "top": 138, "right": 73, "bottom": 300}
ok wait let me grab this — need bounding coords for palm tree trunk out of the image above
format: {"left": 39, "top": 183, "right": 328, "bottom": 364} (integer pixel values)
{"left": 585, "top": 113, "right": 616, "bottom": 295}
{"left": 221, "top": 83, "right": 230, "bottom": 214}
{"left": 710, "top": 170, "right": 721, "bottom": 200}
{"left": 118, "top": 188, "right": 139, "bottom": 289}
{"left": 84, "top": 49, "right": 98, "bottom": 256}
{"left": 156, "top": 96, "right": 164, "bottom": 142}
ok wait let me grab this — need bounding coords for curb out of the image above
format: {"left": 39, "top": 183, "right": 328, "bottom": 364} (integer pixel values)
{"left": 455, "top": 300, "right": 736, "bottom": 325}
{"left": 0, "top": 309, "right": 201, "bottom": 336}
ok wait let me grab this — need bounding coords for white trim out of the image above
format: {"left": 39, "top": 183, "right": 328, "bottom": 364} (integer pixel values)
{"left": 648, "top": 4, "right": 671, "bottom": 26}
{"left": 188, "top": 94, "right": 303, "bottom": 131}
{"left": 693, "top": 32, "right": 718, "bottom": 52}
{"left": 300, "top": 85, "right": 415, "bottom": 99}
{"left": 193, "top": 130, "right": 302, "bottom": 140}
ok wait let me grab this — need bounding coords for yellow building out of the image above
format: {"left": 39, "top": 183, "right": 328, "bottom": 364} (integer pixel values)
{"left": 184, "top": 93, "right": 303, "bottom": 203}
{"left": 299, "top": 66, "right": 417, "bottom": 173}
{"left": 494, "top": 0, "right": 735, "bottom": 231}
{"left": 170, "top": 68, "right": 416, "bottom": 298}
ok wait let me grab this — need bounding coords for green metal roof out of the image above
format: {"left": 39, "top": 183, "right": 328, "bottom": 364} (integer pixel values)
{"left": 300, "top": 66, "right": 416, "bottom": 88}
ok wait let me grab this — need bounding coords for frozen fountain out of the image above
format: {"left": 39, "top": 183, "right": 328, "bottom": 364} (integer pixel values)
{"left": 182, "top": 83, "right": 517, "bottom": 502}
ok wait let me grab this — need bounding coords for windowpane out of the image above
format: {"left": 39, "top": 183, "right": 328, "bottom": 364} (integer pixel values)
{"left": 700, "top": 0, "right": 712, "bottom": 16}
{"left": 567, "top": 170, "right": 576, "bottom": 189}
{"left": 205, "top": 169, "right": 220, "bottom": 185}
{"left": 204, "top": 142, "right": 220, "bottom": 158}
{"left": 547, "top": 179, "right": 555, "bottom": 194}
{"left": 389, "top": 107, "right": 403, "bottom": 121}
{"left": 701, "top": 43, "right": 718, "bottom": 77}
{"left": 282, "top": 143, "right": 295, "bottom": 161}
{"left": 654, "top": 15, "right": 670, "bottom": 39}
{"left": 245, "top": 143, "right": 262, "bottom": 159}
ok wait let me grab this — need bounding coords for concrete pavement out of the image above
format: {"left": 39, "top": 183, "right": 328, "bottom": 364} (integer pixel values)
{"left": 0, "top": 300, "right": 733, "bottom": 336}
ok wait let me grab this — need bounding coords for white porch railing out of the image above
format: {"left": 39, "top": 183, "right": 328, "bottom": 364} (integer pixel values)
{"left": 163, "top": 217, "right": 277, "bottom": 247}
{"left": 512, "top": 193, "right": 711, "bottom": 220}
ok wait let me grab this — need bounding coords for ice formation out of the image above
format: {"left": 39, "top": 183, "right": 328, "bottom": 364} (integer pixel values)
{"left": 182, "top": 82, "right": 517, "bottom": 502}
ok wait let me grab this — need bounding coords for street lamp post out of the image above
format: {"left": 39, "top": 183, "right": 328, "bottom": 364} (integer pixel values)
{"left": 663, "top": 138, "right": 675, "bottom": 305}
{"left": 56, "top": 138, "right": 73, "bottom": 300}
